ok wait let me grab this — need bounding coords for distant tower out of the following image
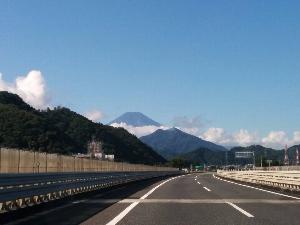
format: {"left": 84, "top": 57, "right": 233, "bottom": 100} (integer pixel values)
{"left": 284, "top": 145, "right": 289, "bottom": 165}
{"left": 296, "top": 148, "right": 299, "bottom": 165}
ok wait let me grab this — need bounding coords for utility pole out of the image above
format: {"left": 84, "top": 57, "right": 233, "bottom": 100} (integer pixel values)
{"left": 296, "top": 148, "right": 299, "bottom": 165}
{"left": 284, "top": 144, "right": 289, "bottom": 166}
{"left": 252, "top": 152, "right": 255, "bottom": 169}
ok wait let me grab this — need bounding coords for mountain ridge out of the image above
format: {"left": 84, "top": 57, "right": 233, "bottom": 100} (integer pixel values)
{"left": 140, "top": 127, "right": 227, "bottom": 159}
{"left": 180, "top": 144, "right": 300, "bottom": 166}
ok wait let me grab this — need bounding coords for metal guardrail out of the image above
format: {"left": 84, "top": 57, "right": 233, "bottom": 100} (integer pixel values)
{"left": 0, "top": 171, "right": 181, "bottom": 213}
{"left": 217, "top": 170, "right": 300, "bottom": 191}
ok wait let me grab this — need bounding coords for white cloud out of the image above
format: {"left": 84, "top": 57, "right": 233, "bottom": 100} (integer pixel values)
{"left": 202, "top": 128, "right": 259, "bottom": 147}
{"left": 0, "top": 70, "right": 49, "bottom": 109}
{"left": 261, "top": 131, "right": 288, "bottom": 149}
{"left": 233, "top": 129, "right": 259, "bottom": 146}
{"left": 179, "top": 127, "right": 201, "bottom": 136}
{"left": 261, "top": 131, "right": 300, "bottom": 149}
{"left": 173, "top": 116, "right": 203, "bottom": 129}
{"left": 201, "top": 127, "right": 232, "bottom": 144}
{"left": 110, "top": 122, "right": 169, "bottom": 137}
{"left": 292, "top": 131, "right": 300, "bottom": 144}
{"left": 172, "top": 116, "right": 204, "bottom": 136}
{"left": 84, "top": 110, "right": 104, "bottom": 122}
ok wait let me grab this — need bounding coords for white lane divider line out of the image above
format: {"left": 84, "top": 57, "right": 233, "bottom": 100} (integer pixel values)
{"left": 203, "top": 187, "right": 211, "bottom": 192}
{"left": 226, "top": 202, "right": 254, "bottom": 218}
{"left": 106, "top": 202, "right": 139, "bottom": 225}
{"left": 197, "top": 181, "right": 201, "bottom": 184}
{"left": 106, "top": 175, "right": 185, "bottom": 225}
{"left": 213, "top": 174, "right": 300, "bottom": 200}
{"left": 72, "top": 199, "right": 87, "bottom": 204}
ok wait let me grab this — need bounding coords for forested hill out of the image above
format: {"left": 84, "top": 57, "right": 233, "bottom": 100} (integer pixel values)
{"left": 179, "top": 145, "right": 300, "bottom": 166}
{"left": 0, "top": 91, "right": 166, "bottom": 165}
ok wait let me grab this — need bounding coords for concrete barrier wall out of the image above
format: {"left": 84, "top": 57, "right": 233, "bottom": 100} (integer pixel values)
{"left": 254, "top": 166, "right": 300, "bottom": 171}
{"left": 217, "top": 170, "right": 300, "bottom": 191}
{"left": 0, "top": 148, "right": 176, "bottom": 173}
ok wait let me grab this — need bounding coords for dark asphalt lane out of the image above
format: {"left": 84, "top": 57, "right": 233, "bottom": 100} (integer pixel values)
{"left": 1, "top": 177, "right": 170, "bottom": 225}
{"left": 82, "top": 173, "right": 300, "bottom": 225}
{"left": 147, "top": 174, "right": 220, "bottom": 199}
{"left": 199, "top": 173, "right": 292, "bottom": 200}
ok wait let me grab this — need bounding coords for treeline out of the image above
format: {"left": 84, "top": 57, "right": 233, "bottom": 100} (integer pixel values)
{"left": 169, "top": 145, "right": 300, "bottom": 168}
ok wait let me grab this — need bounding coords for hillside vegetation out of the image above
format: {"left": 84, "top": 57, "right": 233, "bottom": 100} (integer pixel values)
{"left": 177, "top": 145, "right": 300, "bottom": 167}
{"left": 0, "top": 91, "right": 166, "bottom": 164}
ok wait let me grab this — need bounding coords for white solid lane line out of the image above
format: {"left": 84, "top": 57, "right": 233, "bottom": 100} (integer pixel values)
{"left": 226, "top": 202, "right": 254, "bottom": 218}
{"left": 203, "top": 187, "right": 211, "bottom": 192}
{"left": 213, "top": 174, "right": 300, "bottom": 200}
{"left": 105, "top": 175, "right": 184, "bottom": 225}
{"left": 105, "top": 202, "right": 139, "bottom": 225}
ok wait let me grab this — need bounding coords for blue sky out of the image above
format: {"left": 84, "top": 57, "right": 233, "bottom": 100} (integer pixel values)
{"left": 0, "top": 0, "right": 299, "bottom": 148}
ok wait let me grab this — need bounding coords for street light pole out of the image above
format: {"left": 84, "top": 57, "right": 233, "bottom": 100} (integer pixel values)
{"left": 253, "top": 152, "right": 255, "bottom": 169}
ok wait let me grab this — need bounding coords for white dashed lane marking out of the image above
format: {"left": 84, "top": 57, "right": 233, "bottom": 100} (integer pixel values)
{"left": 203, "top": 187, "right": 211, "bottom": 192}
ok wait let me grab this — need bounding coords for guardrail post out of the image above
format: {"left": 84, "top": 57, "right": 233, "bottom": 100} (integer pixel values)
{"left": 45, "top": 152, "right": 48, "bottom": 173}
{"left": 17, "top": 149, "right": 20, "bottom": 174}
{"left": 73, "top": 156, "right": 75, "bottom": 172}
{"left": 89, "top": 158, "right": 91, "bottom": 172}
{"left": 33, "top": 151, "right": 35, "bottom": 173}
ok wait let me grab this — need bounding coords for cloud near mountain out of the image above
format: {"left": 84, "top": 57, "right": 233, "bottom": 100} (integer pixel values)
{"left": 84, "top": 110, "right": 104, "bottom": 122}
{"left": 201, "top": 128, "right": 300, "bottom": 149}
{"left": 110, "top": 115, "right": 300, "bottom": 149}
{"left": 110, "top": 122, "right": 169, "bottom": 137}
{"left": 201, "top": 128, "right": 259, "bottom": 146}
{"left": 0, "top": 70, "right": 50, "bottom": 109}
{"left": 109, "top": 112, "right": 168, "bottom": 137}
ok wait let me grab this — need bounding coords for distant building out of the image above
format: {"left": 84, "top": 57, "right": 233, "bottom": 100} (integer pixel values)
{"left": 105, "top": 154, "right": 114, "bottom": 161}
{"left": 74, "top": 153, "right": 89, "bottom": 158}
{"left": 87, "top": 139, "right": 103, "bottom": 159}
{"left": 87, "top": 138, "right": 114, "bottom": 161}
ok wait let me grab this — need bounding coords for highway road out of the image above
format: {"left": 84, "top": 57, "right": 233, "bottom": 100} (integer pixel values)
{"left": 4, "top": 173, "right": 300, "bottom": 225}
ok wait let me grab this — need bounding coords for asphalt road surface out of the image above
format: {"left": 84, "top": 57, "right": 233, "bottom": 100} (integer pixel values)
{"left": 4, "top": 173, "right": 300, "bottom": 225}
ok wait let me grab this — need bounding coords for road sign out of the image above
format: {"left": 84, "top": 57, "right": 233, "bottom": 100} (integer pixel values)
{"left": 195, "top": 165, "right": 204, "bottom": 170}
{"left": 235, "top": 151, "right": 254, "bottom": 158}
{"left": 266, "top": 160, "right": 272, "bottom": 167}
{"left": 235, "top": 151, "right": 255, "bottom": 168}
